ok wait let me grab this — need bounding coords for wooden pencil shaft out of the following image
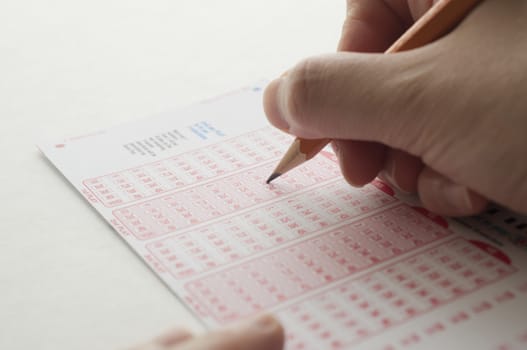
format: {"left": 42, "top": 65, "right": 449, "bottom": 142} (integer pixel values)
{"left": 299, "top": 138, "right": 330, "bottom": 159}
{"left": 387, "top": 0, "right": 483, "bottom": 53}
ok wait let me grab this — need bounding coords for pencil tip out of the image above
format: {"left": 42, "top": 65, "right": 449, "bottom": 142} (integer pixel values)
{"left": 266, "top": 173, "right": 281, "bottom": 184}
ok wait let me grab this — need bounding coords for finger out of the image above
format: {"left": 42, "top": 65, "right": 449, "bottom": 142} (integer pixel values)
{"left": 263, "top": 49, "right": 438, "bottom": 155}
{"left": 380, "top": 148, "right": 423, "bottom": 193}
{"left": 332, "top": 140, "right": 386, "bottom": 187}
{"left": 418, "top": 166, "right": 488, "bottom": 216}
{"left": 176, "top": 314, "right": 284, "bottom": 350}
{"left": 334, "top": 0, "right": 413, "bottom": 188}
{"left": 338, "top": 0, "right": 411, "bottom": 52}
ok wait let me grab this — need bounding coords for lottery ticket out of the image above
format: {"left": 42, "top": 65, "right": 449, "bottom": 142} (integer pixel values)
{"left": 39, "top": 83, "right": 527, "bottom": 349}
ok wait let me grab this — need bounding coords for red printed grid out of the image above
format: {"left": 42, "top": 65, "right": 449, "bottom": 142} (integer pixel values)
{"left": 83, "top": 128, "right": 291, "bottom": 207}
{"left": 113, "top": 155, "right": 341, "bottom": 240}
{"left": 146, "top": 180, "right": 397, "bottom": 279}
{"left": 492, "top": 328, "right": 527, "bottom": 350}
{"left": 184, "top": 205, "right": 452, "bottom": 322}
{"left": 280, "top": 238, "right": 516, "bottom": 350}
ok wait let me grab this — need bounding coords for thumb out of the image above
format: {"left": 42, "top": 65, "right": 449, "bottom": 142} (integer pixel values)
{"left": 263, "top": 49, "right": 442, "bottom": 154}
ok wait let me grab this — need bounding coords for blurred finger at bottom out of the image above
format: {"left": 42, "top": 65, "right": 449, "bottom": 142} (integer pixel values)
{"left": 154, "top": 328, "right": 194, "bottom": 347}
{"left": 176, "top": 314, "right": 284, "bottom": 350}
{"left": 127, "top": 328, "right": 194, "bottom": 350}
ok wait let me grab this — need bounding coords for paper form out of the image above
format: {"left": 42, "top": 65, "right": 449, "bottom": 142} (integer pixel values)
{"left": 39, "top": 82, "right": 527, "bottom": 350}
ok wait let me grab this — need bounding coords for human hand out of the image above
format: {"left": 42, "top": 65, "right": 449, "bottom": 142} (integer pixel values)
{"left": 264, "top": 0, "right": 527, "bottom": 216}
{"left": 127, "top": 314, "right": 284, "bottom": 350}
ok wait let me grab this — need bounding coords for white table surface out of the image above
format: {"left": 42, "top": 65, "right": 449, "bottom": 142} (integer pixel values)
{"left": 0, "top": 1, "right": 342, "bottom": 349}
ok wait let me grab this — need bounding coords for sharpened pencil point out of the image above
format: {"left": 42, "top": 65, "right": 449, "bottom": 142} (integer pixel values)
{"left": 266, "top": 173, "right": 281, "bottom": 184}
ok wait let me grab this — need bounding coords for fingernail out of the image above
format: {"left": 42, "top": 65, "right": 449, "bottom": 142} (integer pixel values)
{"left": 263, "top": 78, "right": 290, "bottom": 132}
{"left": 235, "top": 314, "right": 280, "bottom": 334}
{"left": 155, "top": 328, "right": 193, "bottom": 346}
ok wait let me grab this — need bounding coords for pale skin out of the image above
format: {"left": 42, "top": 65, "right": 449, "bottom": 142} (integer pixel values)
{"left": 132, "top": 0, "right": 527, "bottom": 348}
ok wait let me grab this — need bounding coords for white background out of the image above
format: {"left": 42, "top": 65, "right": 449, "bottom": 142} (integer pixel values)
{"left": 0, "top": 1, "right": 343, "bottom": 349}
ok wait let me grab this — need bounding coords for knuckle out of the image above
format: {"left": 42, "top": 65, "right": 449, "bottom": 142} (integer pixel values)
{"left": 285, "top": 57, "right": 326, "bottom": 129}
{"left": 379, "top": 56, "right": 437, "bottom": 151}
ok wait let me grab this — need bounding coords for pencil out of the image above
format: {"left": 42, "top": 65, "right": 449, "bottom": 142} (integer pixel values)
{"left": 266, "top": 0, "right": 483, "bottom": 184}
